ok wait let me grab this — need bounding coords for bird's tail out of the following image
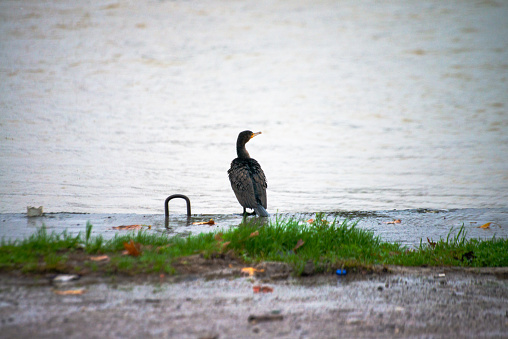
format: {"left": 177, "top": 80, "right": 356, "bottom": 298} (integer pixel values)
{"left": 254, "top": 205, "right": 269, "bottom": 217}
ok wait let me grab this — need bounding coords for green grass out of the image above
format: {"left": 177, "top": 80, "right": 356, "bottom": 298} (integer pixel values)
{"left": 221, "top": 215, "right": 400, "bottom": 274}
{"left": 0, "top": 214, "right": 506, "bottom": 275}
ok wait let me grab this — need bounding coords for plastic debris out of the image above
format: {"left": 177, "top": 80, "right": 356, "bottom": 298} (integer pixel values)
{"left": 52, "top": 274, "right": 80, "bottom": 283}
{"left": 336, "top": 269, "right": 347, "bottom": 276}
{"left": 27, "top": 206, "right": 43, "bottom": 217}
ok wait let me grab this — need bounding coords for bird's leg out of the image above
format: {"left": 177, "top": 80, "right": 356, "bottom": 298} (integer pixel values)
{"left": 242, "top": 207, "right": 256, "bottom": 216}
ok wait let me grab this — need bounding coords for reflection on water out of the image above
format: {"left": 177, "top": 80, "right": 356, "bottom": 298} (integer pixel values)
{"left": 0, "top": 1, "right": 507, "bottom": 215}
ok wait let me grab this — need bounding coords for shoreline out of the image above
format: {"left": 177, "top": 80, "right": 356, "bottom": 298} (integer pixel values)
{"left": 2, "top": 208, "right": 507, "bottom": 247}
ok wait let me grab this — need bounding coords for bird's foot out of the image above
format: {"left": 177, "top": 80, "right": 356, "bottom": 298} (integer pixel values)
{"left": 242, "top": 208, "right": 256, "bottom": 217}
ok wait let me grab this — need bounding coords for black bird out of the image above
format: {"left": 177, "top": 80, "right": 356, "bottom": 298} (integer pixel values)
{"left": 228, "top": 130, "right": 268, "bottom": 217}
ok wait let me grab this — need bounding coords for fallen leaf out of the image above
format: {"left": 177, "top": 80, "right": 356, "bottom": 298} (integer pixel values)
{"left": 54, "top": 288, "right": 86, "bottom": 295}
{"left": 221, "top": 241, "right": 231, "bottom": 251}
{"left": 427, "top": 237, "right": 436, "bottom": 249}
{"left": 214, "top": 233, "right": 224, "bottom": 242}
{"left": 253, "top": 285, "right": 273, "bottom": 293}
{"left": 241, "top": 267, "right": 264, "bottom": 276}
{"left": 193, "top": 219, "right": 215, "bottom": 225}
{"left": 293, "top": 239, "right": 305, "bottom": 252}
{"left": 89, "top": 255, "right": 110, "bottom": 262}
{"left": 123, "top": 240, "right": 141, "bottom": 256}
{"left": 384, "top": 219, "right": 401, "bottom": 224}
{"left": 249, "top": 231, "right": 259, "bottom": 238}
{"left": 478, "top": 222, "right": 491, "bottom": 229}
{"left": 112, "top": 224, "right": 151, "bottom": 230}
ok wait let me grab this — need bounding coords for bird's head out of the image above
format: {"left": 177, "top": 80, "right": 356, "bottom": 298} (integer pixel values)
{"left": 237, "top": 130, "right": 261, "bottom": 146}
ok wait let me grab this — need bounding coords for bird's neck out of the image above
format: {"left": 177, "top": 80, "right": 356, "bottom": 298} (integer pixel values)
{"left": 237, "top": 144, "right": 250, "bottom": 159}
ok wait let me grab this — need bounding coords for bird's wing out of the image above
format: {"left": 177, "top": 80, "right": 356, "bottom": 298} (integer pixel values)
{"left": 228, "top": 160, "right": 258, "bottom": 209}
{"left": 249, "top": 160, "right": 267, "bottom": 209}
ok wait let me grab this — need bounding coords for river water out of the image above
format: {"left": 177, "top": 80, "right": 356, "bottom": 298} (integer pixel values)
{"left": 1, "top": 1, "right": 507, "bottom": 221}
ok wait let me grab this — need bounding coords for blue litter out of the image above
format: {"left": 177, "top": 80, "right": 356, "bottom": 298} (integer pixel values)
{"left": 336, "top": 269, "right": 347, "bottom": 276}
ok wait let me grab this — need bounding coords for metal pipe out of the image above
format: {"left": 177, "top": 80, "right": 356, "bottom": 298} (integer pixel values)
{"left": 164, "top": 194, "right": 191, "bottom": 217}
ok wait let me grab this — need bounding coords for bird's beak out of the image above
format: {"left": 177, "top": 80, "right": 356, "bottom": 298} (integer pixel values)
{"left": 251, "top": 132, "right": 262, "bottom": 139}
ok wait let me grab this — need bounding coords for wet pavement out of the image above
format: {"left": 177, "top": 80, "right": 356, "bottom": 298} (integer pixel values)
{"left": 1, "top": 208, "right": 507, "bottom": 247}
{"left": 0, "top": 268, "right": 507, "bottom": 338}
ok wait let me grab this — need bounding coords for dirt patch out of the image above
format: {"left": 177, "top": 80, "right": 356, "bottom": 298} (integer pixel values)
{"left": 171, "top": 254, "right": 296, "bottom": 281}
{"left": 5, "top": 250, "right": 508, "bottom": 287}
{"left": 171, "top": 253, "right": 244, "bottom": 279}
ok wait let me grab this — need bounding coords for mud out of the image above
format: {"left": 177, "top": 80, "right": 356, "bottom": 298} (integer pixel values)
{"left": 0, "top": 267, "right": 507, "bottom": 338}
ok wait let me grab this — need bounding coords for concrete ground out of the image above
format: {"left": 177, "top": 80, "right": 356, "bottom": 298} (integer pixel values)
{"left": 1, "top": 267, "right": 507, "bottom": 338}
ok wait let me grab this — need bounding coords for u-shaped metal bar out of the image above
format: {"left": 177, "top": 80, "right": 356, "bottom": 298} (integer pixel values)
{"left": 164, "top": 194, "right": 191, "bottom": 217}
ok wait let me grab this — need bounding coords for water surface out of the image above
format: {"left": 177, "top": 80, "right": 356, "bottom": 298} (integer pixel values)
{"left": 1, "top": 0, "right": 507, "bottom": 216}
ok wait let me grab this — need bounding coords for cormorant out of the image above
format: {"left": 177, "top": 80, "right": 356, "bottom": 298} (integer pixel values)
{"left": 228, "top": 130, "right": 268, "bottom": 217}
